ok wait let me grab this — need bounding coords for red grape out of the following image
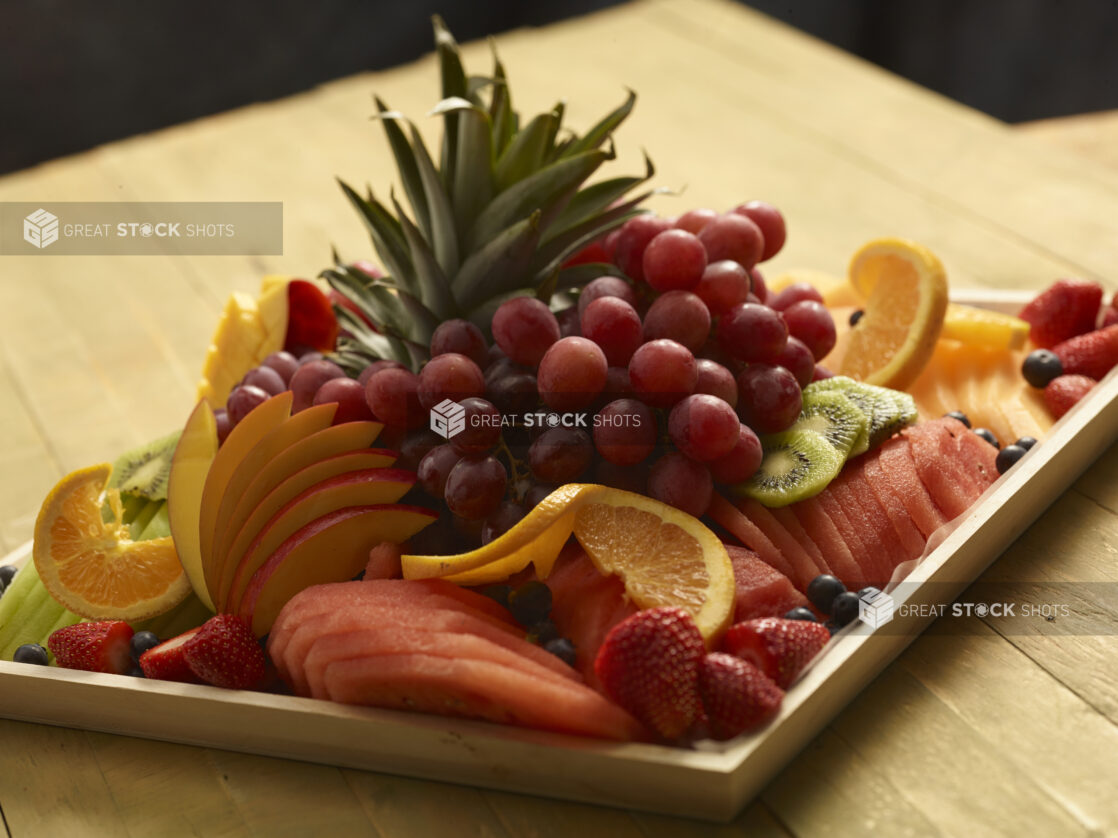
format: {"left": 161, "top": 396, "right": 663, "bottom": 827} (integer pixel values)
{"left": 580, "top": 297, "right": 643, "bottom": 366}
{"left": 289, "top": 359, "right": 345, "bottom": 412}
{"left": 578, "top": 276, "right": 638, "bottom": 315}
{"left": 628, "top": 339, "right": 697, "bottom": 408}
{"left": 594, "top": 398, "right": 657, "bottom": 466}
{"left": 642, "top": 229, "right": 707, "bottom": 292}
{"left": 732, "top": 201, "right": 786, "bottom": 262}
{"left": 487, "top": 372, "right": 538, "bottom": 416}
{"left": 603, "top": 229, "right": 622, "bottom": 261}
{"left": 537, "top": 337, "right": 608, "bottom": 412}
{"left": 769, "top": 282, "right": 824, "bottom": 312}
{"left": 214, "top": 408, "right": 233, "bottom": 443}
{"left": 750, "top": 267, "right": 768, "bottom": 303}
{"left": 358, "top": 359, "right": 407, "bottom": 386}
{"left": 812, "top": 365, "right": 835, "bottom": 382}
{"left": 674, "top": 208, "right": 718, "bottom": 235}
{"left": 417, "top": 353, "right": 486, "bottom": 410}
{"left": 668, "top": 394, "right": 740, "bottom": 462}
{"left": 313, "top": 377, "right": 375, "bottom": 424}
{"left": 525, "top": 483, "right": 559, "bottom": 507}
{"left": 418, "top": 444, "right": 461, "bottom": 498}
{"left": 430, "top": 319, "right": 488, "bottom": 367}
{"left": 693, "top": 260, "right": 752, "bottom": 317}
{"left": 444, "top": 456, "right": 507, "bottom": 520}
{"left": 364, "top": 367, "right": 423, "bottom": 428}
{"left": 774, "top": 336, "right": 815, "bottom": 388}
{"left": 227, "top": 385, "right": 270, "bottom": 425}
{"left": 593, "top": 460, "right": 649, "bottom": 494}
{"left": 717, "top": 303, "right": 788, "bottom": 363}
{"left": 737, "top": 364, "right": 802, "bottom": 433}
{"left": 613, "top": 215, "right": 673, "bottom": 282}
{"left": 647, "top": 452, "right": 712, "bottom": 518}
{"left": 556, "top": 305, "right": 581, "bottom": 338}
{"left": 698, "top": 214, "right": 764, "bottom": 270}
{"left": 397, "top": 429, "right": 442, "bottom": 471}
{"left": 261, "top": 351, "right": 299, "bottom": 384}
{"left": 709, "top": 424, "right": 763, "bottom": 484}
{"left": 694, "top": 358, "right": 738, "bottom": 407}
{"left": 782, "top": 300, "right": 837, "bottom": 361}
{"left": 296, "top": 351, "right": 324, "bottom": 365}
{"left": 641, "top": 290, "right": 711, "bottom": 352}
{"left": 482, "top": 501, "right": 528, "bottom": 544}
{"left": 492, "top": 297, "right": 560, "bottom": 366}
{"left": 528, "top": 428, "right": 594, "bottom": 483}
{"left": 242, "top": 365, "right": 286, "bottom": 396}
{"left": 449, "top": 397, "right": 502, "bottom": 455}
{"left": 601, "top": 366, "right": 633, "bottom": 402}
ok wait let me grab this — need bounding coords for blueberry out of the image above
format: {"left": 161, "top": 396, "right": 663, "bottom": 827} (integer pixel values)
{"left": 823, "top": 620, "right": 840, "bottom": 636}
{"left": 1022, "top": 350, "right": 1063, "bottom": 389}
{"left": 784, "top": 607, "right": 817, "bottom": 622}
{"left": 849, "top": 309, "right": 864, "bottom": 327}
{"left": 508, "top": 581, "right": 552, "bottom": 627}
{"left": 857, "top": 586, "right": 882, "bottom": 601}
{"left": 1015, "top": 436, "right": 1038, "bottom": 451}
{"left": 973, "top": 427, "right": 1000, "bottom": 449}
{"left": 806, "top": 574, "right": 846, "bottom": 616}
{"left": 544, "top": 637, "right": 577, "bottom": 667}
{"left": 126, "top": 665, "right": 146, "bottom": 678}
{"left": 130, "top": 631, "right": 161, "bottom": 664}
{"left": 995, "top": 444, "right": 1027, "bottom": 475}
{"left": 0, "top": 565, "right": 17, "bottom": 587}
{"left": 832, "top": 591, "right": 861, "bottom": 627}
{"left": 944, "top": 410, "right": 971, "bottom": 428}
{"left": 479, "top": 584, "right": 512, "bottom": 609}
{"left": 527, "top": 620, "right": 560, "bottom": 645}
{"left": 13, "top": 644, "right": 48, "bottom": 666}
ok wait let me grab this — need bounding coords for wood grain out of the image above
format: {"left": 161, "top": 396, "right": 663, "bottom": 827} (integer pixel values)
{"left": 1, "top": 0, "right": 1117, "bottom": 834}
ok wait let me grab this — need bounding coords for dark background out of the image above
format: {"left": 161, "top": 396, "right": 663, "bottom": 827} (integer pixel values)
{"left": 4, "top": 0, "right": 1118, "bottom": 175}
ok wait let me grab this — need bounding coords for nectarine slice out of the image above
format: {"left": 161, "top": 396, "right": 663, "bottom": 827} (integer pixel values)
{"left": 225, "top": 469, "right": 416, "bottom": 612}
{"left": 216, "top": 448, "right": 397, "bottom": 609}
{"left": 167, "top": 401, "right": 220, "bottom": 611}
{"left": 238, "top": 504, "right": 437, "bottom": 635}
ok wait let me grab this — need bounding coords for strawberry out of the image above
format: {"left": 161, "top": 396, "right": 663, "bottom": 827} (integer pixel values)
{"left": 138, "top": 628, "right": 202, "bottom": 682}
{"left": 722, "top": 617, "right": 830, "bottom": 689}
{"left": 1052, "top": 324, "right": 1118, "bottom": 381}
{"left": 183, "top": 614, "right": 267, "bottom": 689}
{"left": 1043, "top": 374, "right": 1097, "bottom": 419}
{"left": 1102, "top": 308, "right": 1118, "bottom": 329}
{"left": 594, "top": 607, "right": 704, "bottom": 740}
{"left": 698, "top": 653, "right": 784, "bottom": 740}
{"left": 1018, "top": 278, "right": 1103, "bottom": 348}
{"left": 47, "top": 621, "right": 134, "bottom": 674}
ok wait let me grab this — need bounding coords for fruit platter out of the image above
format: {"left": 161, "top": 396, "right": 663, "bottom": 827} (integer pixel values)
{"left": 2, "top": 21, "right": 1118, "bottom": 822}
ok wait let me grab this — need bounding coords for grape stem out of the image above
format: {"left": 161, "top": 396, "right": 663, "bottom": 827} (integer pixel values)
{"left": 496, "top": 435, "right": 531, "bottom": 501}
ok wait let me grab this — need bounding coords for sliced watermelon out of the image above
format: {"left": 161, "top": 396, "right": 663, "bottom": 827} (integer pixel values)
{"left": 736, "top": 498, "right": 822, "bottom": 590}
{"left": 826, "top": 472, "right": 901, "bottom": 587}
{"left": 848, "top": 457, "right": 926, "bottom": 561}
{"left": 770, "top": 506, "right": 831, "bottom": 577}
{"left": 727, "top": 545, "right": 810, "bottom": 621}
{"left": 903, "top": 418, "right": 991, "bottom": 518}
{"left": 789, "top": 498, "right": 867, "bottom": 589}
{"left": 707, "top": 494, "right": 797, "bottom": 581}
{"left": 874, "top": 437, "right": 947, "bottom": 538}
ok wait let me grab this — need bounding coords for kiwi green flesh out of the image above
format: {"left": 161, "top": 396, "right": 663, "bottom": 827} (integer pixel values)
{"left": 794, "top": 390, "right": 868, "bottom": 457}
{"left": 109, "top": 429, "right": 182, "bottom": 500}
{"left": 737, "top": 429, "right": 845, "bottom": 508}
{"left": 805, "top": 377, "right": 917, "bottom": 452}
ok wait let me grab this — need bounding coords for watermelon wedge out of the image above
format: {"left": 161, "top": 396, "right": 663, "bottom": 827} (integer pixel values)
{"left": 727, "top": 545, "right": 810, "bottom": 621}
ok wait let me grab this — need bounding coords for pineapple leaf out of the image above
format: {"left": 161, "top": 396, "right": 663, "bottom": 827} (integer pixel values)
{"left": 493, "top": 107, "right": 561, "bottom": 192}
{"left": 334, "top": 307, "right": 413, "bottom": 366}
{"left": 391, "top": 192, "right": 457, "bottom": 320}
{"left": 561, "top": 90, "right": 637, "bottom": 159}
{"left": 455, "top": 211, "right": 542, "bottom": 312}
{"left": 433, "top": 15, "right": 472, "bottom": 188}
{"left": 530, "top": 193, "right": 652, "bottom": 283}
{"left": 408, "top": 123, "right": 460, "bottom": 276}
{"left": 467, "top": 148, "right": 611, "bottom": 253}
{"left": 338, "top": 180, "right": 415, "bottom": 292}
{"left": 373, "top": 98, "right": 431, "bottom": 243}
{"left": 431, "top": 98, "right": 496, "bottom": 240}
{"left": 488, "top": 46, "right": 515, "bottom": 157}
{"left": 549, "top": 151, "right": 655, "bottom": 234}
{"left": 554, "top": 262, "right": 626, "bottom": 290}
{"left": 322, "top": 267, "right": 437, "bottom": 346}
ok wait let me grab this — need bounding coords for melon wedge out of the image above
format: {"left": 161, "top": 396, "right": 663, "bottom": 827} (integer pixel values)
{"left": 167, "top": 401, "right": 219, "bottom": 611}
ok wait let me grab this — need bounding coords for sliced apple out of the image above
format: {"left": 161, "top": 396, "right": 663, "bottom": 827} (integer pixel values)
{"left": 238, "top": 504, "right": 437, "bottom": 635}
{"left": 198, "top": 392, "right": 292, "bottom": 578}
{"left": 167, "top": 401, "right": 219, "bottom": 611}
{"left": 224, "top": 469, "right": 416, "bottom": 611}
{"left": 203, "top": 402, "right": 337, "bottom": 602}
{"left": 214, "top": 420, "right": 388, "bottom": 594}
{"left": 216, "top": 447, "right": 398, "bottom": 609}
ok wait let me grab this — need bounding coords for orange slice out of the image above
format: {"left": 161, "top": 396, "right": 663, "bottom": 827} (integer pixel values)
{"left": 841, "top": 237, "right": 949, "bottom": 390}
{"left": 33, "top": 463, "right": 192, "bottom": 620}
{"left": 401, "top": 485, "right": 734, "bottom": 640}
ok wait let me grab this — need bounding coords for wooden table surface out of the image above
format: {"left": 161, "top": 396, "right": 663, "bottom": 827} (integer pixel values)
{"left": 2, "top": 1, "right": 1117, "bottom": 834}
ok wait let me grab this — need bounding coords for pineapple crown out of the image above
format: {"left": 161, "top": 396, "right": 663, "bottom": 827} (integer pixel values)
{"left": 324, "top": 16, "right": 656, "bottom": 373}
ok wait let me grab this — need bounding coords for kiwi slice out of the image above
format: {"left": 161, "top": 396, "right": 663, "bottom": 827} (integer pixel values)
{"left": 736, "top": 429, "right": 845, "bottom": 508}
{"left": 108, "top": 429, "right": 182, "bottom": 501}
{"left": 790, "top": 390, "right": 868, "bottom": 458}
{"left": 805, "top": 377, "right": 917, "bottom": 453}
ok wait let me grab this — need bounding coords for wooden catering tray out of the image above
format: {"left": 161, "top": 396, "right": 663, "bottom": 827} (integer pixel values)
{"left": 1, "top": 291, "right": 1115, "bottom": 822}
